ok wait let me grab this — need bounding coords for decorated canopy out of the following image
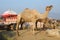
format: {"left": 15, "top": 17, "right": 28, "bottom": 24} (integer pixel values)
{"left": 2, "top": 9, "right": 17, "bottom": 18}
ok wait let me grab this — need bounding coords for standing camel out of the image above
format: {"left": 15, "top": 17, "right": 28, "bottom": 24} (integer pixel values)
{"left": 16, "top": 5, "right": 53, "bottom": 36}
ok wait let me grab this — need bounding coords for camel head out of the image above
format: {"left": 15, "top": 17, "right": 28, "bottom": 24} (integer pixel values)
{"left": 46, "top": 5, "right": 53, "bottom": 11}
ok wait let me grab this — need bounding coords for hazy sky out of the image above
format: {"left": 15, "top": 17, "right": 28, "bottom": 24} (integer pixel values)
{"left": 0, "top": 0, "right": 60, "bottom": 19}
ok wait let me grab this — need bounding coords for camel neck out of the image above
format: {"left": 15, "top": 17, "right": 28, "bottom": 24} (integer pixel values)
{"left": 44, "top": 11, "right": 49, "bottom": 16}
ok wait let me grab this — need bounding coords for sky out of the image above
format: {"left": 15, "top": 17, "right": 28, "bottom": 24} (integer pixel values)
{"left": 0, "top": 0, "right": 60, "bottom": 20}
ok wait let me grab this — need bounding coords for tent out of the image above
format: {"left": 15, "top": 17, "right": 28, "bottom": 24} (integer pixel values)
{"left": 2, "top": 9, "right": 17, "bottom": 18}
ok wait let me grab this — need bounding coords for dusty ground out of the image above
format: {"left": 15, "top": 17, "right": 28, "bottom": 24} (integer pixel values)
{"left": 14, "top": 30, "right": 60, "bottom": 40}
{"left": 0, "top": 30, "right": 60, "bottom": 40}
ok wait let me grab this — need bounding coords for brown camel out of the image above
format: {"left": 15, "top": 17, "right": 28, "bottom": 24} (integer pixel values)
{"left": 16, "top": 5, "right": 53, "bottom": 36}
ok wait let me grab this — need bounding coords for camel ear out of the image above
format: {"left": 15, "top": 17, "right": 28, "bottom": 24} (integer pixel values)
{"left": 49, "top": 5, "right": 53, "bottom": 8}
{"left": 50, "top": 5, "right": 53, "bottom": 7}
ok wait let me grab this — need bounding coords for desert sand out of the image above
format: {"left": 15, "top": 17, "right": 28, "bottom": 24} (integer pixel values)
{"left": 15, "top": 30, "right": 60, "bottom": 40}
{"left": 0, "top": 29, "right": 60, "bottom": 40}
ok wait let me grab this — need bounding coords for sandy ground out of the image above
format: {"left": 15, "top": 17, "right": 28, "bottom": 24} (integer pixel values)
{"left": 0, "top": 29, "right": 60, "bottom": 40}
{"left": 14, "top": 30, "right": 60, "bottom": 40}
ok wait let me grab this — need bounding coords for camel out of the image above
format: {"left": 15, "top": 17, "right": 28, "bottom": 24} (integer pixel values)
{"left": 16, "top": 5, "right": 53, "bottom": 36}
{"left": 36, "top": 5, "right": 53, "bottom": 30}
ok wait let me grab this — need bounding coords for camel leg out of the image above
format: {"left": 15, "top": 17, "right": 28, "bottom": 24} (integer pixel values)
{"left": 29, "top": 22, "right": 35, "bottom": 35}
{"left": 32, "top": 25, "right": 34, "bottom": 35}
{"left": 21, "top": 21, "right": 25, "bottom": 30}
{"left": 35, "top": 21, "right": 38, "bottom": 30}
{"left": 16, "top": 22, "right": 20, "bottom": 36}
{"left": 32, "top": 22, "right": 35, "bottom": 35}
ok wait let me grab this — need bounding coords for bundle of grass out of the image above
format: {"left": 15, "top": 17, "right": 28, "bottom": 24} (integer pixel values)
{"left": 46, "top": 29, "right": 60, "bottom": 37}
